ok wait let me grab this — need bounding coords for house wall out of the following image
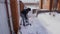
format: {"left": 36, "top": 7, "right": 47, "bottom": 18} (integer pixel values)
{"left": 0, "top": 0, "right": 10, "bottom": 34}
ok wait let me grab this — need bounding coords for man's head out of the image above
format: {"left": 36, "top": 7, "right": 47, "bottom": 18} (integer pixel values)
{"left": 26, "top": 8, "right": 31, "bottom": 11}
{"left": 25, "top": 8, "right": 31, "bottom": 14}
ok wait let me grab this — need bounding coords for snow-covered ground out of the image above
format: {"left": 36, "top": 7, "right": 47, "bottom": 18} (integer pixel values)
{"left": 19, "top": 11, "right": 49, "bottom": 34}
{"left": 18, "top": 11, "right": 60, "bottom": 34}
{"left": 18, "top": 3, "right": 60, "bottom": 33}
{"left": 38, "top": 13, "right": 60, "bottom": 34}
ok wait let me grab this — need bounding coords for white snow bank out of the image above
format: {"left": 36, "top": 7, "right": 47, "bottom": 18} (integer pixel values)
{"left": 38, "top": 13, "right": 60, "bottom": 34}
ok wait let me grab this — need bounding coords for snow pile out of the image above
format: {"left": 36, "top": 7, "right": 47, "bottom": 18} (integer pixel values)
{"left": 38, "top": 13, "right": 60, "bottom": 34}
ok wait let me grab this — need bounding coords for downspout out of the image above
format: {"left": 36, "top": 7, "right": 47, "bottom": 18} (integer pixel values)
{"left": 5, "top": 0, "right": 14, "bottom": 34}
{"left": 5, "top": 0, "right": 12, "bottom": 34}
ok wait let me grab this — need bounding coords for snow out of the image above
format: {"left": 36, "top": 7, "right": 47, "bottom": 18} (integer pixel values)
{"left": 19, "top": 15, "right": 49, "bottom": 34}
{"left": 21, "top": 0, "right": 39, "bottom": 3}
{"left": 38, "top": 13, "right": 60, "bottom": 34}
{"left": 19, "top": 11, "right": 60, "bottom": 34}
{"left": 19, "top": 11, "right": 48, "bottom": 34}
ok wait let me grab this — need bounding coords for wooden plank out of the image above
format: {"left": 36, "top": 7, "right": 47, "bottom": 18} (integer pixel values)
{"left": 52, "top": 0, "right": 58, "bottom": 10}
{"left": 39, "top": 0, "right": 43, "bottom": 9}
{"left": 10, "top": 0, "right": 19, "bottom": 34}
{"left": 50, "top": 0, "right": 53, "bottom": 11}
{"left": 58, "top": 0, "right": 60, "bottom": 11}
{"left": 43, "top": 0, "right": 50, "bottom": 10}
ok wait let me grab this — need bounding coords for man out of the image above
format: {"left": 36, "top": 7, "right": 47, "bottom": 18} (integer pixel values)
{"left": 21, "top": 8, "right": 31, "bottom": 26}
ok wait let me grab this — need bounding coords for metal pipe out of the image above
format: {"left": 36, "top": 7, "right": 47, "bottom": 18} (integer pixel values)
{"left": 5, "top": 0, "right": 12, "bottom": 34}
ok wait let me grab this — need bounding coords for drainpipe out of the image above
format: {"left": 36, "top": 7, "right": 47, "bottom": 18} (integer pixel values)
{"left": 5, "top": 0, "right": 15, "bottom": 34}
{"left": 5, "top": 0, "right": 12, "bottom": 34}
